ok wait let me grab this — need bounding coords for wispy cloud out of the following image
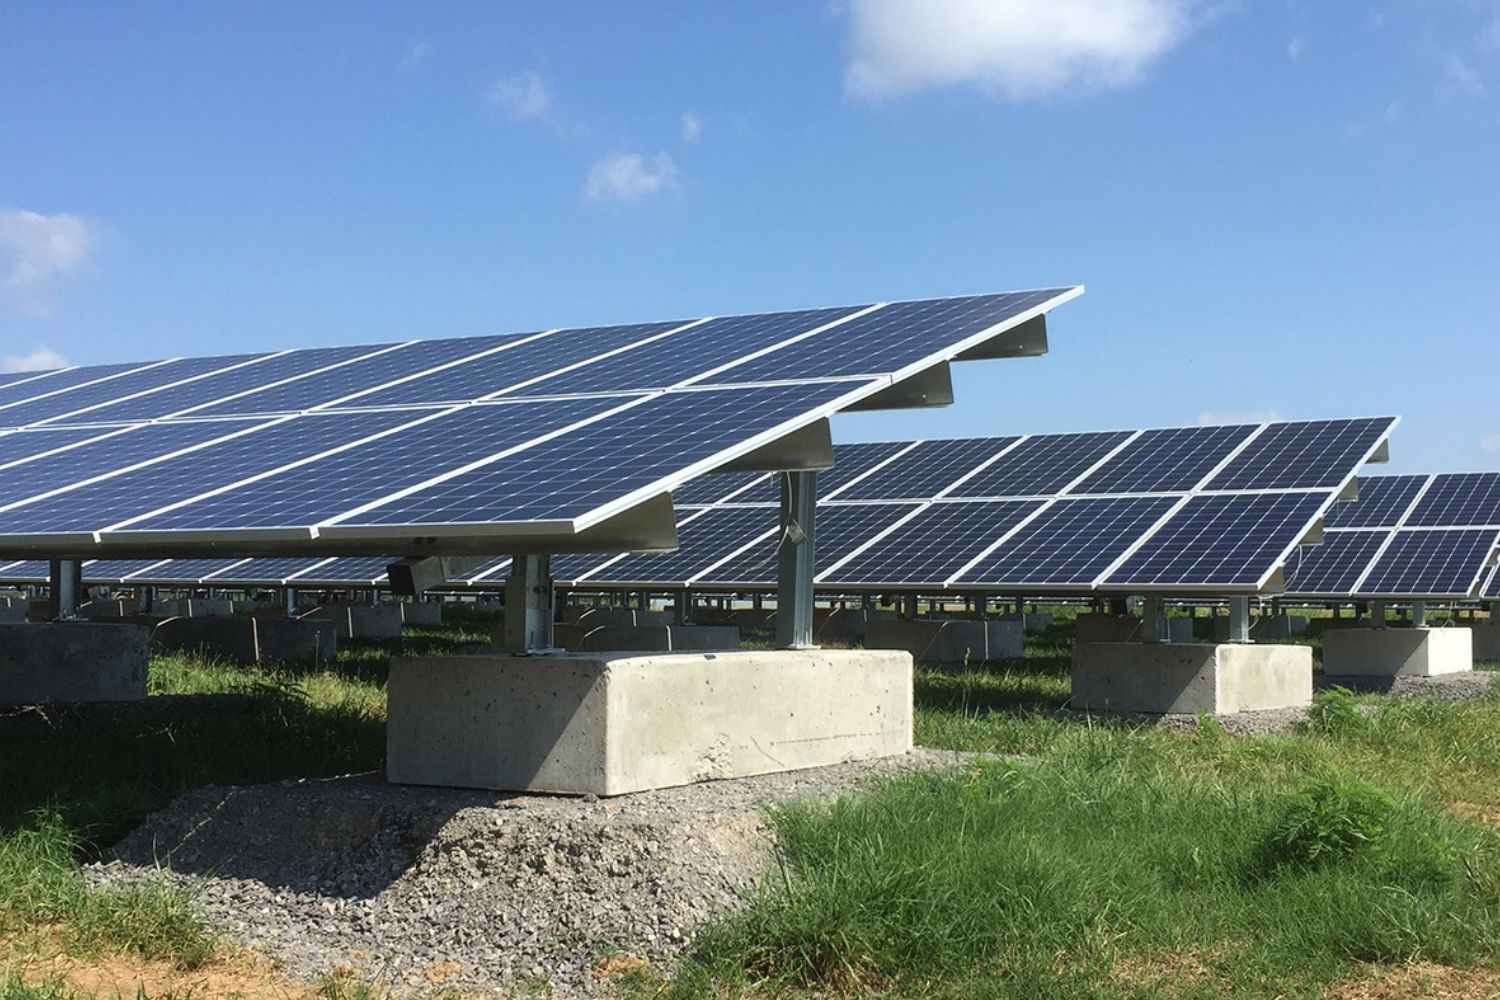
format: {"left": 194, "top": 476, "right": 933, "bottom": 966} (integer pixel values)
{"left": 680, "top": 112, "right": 704, "bottom": 143}
{"left": 584, "top": 151, "right": 680, "bottom": 204}
{"left": 1286, "top": 35, "right": 1306, "bottom": 60}
{"left": 1438, "top": 51, "right": 1486, "bottom": 102}
{"left": 842, "top": 0, "right": 1209, "bottom": 101}
{"left": 487, "top": 71, "right": 551, "bottom": 119}
{"left": 0, "top": 209, "right": 99, "bottom": 317}
{"left": 1482, "top": 433, "right": 1500, "bottom": 454}
{"left": 1, "top": 345, "right": 69, "bottom": 373}
{"left": 398, "top": 39, "right": 430, "bottom": 75}
{"left": 1197, "top": 408, "right": 1285, "bottom": 426}
{"left": 1483, "top": 5, "right": 1500, "bottom": 52}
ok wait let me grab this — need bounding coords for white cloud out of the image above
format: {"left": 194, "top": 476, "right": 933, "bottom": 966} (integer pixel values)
{"left": 398, "top": 40, "right": 430, "bottom": 75}
{"left": 1, "top": 345, "right": 69, "bottom": 373}
{"left": 1439, "top": 52, "right": 1486, "bottom": 101}
{"left": 843, "top": 0, "right": 1204, "bottom": 101}
{"left": 1197, "top": 408, "right": 1285, "bottom": 426}
{"left": 0, "top": 209, "right": 99, "bottom": 317}
{"left": 584, "top": 151, "right": 680, "bottom": 204}
{"left": 1483, "top": 5, "right": 1500, "bottom": 53}
{"left": 680, "top": 112, "right": 704, "bottom": 143}
{"left": 1482, "top": 433, "right": 1500, "bottom": 454}
{"left": 487, "top": 71, "right": 551, "bottom": 118}
{"left": 1286, "top": 35, "right": 1306, "bottom": 60}
{"left": 1383, "top": 101, "right": 1405, "bottom": 126}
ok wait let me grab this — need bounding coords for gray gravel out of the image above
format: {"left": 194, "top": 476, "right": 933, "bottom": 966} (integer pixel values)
{"left": 87, "top": 749, "right": 974, "bottom": 996}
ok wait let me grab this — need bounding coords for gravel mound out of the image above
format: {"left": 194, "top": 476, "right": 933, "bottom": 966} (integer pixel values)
{"left": 88, "top": 749, "right": 972, "bottom": 996}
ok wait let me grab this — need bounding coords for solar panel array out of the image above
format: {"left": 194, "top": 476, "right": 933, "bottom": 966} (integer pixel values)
{"left": 0, "top": 288, "right": 1078, "bottom": 559}
{"left": 1284, "top": 473, "right": 1500, "bottom": 599}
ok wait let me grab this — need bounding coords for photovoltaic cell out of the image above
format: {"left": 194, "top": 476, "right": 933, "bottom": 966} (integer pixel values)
{"left": 672, "top": 471, "right": 769, "bottom": 506}
{"left": 960, "top": 496, "right": 1178, "bottom": 587}
{"left": 0, "top": 355, "right": 269, "bottom": 428}
{"left": 0, "top": 560, "right": 47, "bottom": 581}
{"left": 697, "top": 502, "right": 919, "bottom": 585}
{"left": 1484, "top": 564, "right": 1500, "bottom": 600}
{"left": 1203, "top": 418, "right": 1391, "bottom": 491}
{"left": 1323, "top": 475, "right": 1428, "bottom": 529}
{"left": 109, "top": 398, "right": 630, "bottom": 533}
{"left": 289, "top": 556, "right": 392, "bottom": 584}
{"left": 947, "top": 431, "right": 1132, "bottom": 498}
{"left": 507, "top": 307, "right": 864, "bottom": 396}
{"left": 1, "top": 427, "right": 125, "bottom": 467}
{"left": 350, "top": 322, "right": 685, "bottom": 407}
{"left": 836, "top": 438, "right": 1017, "bottom": 501}
{"left": 0, "top": 410, "right": 433, "bottom": 534}
{"left": 1282, "top": 530, "right": 1390, "bottom": 595}
{"left": 79, "top": 559, "right": 168, "bottom": 583}
{"left": 1108, "top": 492, "right": 1328, "bottom": 587}
{"left": 584, "top": 506, "right": 776, "bottom": 584}
{"left": 1072, "top": 425, "right": 1255, "bottom": 495}
{"left": 1358, "top": 529, "right": 1500, "bottom": 597}
{"left": 328, "top": 382, "right": 867, "bottom": 529}
{"left": 1404, "top": 473, "right": 1500, "bottom": 528}
{"left": 687, "top": 441, "right": 915, "bottom": 507}
{"left": 710, "top": 290, "right": 1070, "bottom": 383}
{"left": 0, "top": 361, "right": 156, "bottom": 412}
{"left": 138, "top": 558, "right": 249, "bottom": 583}
{"left": 824, "top": 499, "right": 1044, "bottom": 586}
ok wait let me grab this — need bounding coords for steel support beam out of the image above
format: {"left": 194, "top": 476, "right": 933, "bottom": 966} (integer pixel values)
{"left": 502, "top": 555, "right": 556, "bottom": 654}
{"left": 1371, "top": 600, "right": 1388, "bottom": 628}
{"left": 775, "top": 471, "right": 817, "bottom": 650}
{"left": 1142, "top": 594, "right": 1167, "bottom": 643}
{"left": 1412, "top": 600, "right": 1427, "bottom": 628}
{"left": 49, "top": 559, "right": 82, "bottom": 620}
{"left": 1227, "top": 596, "right": 1251, "bottom": 643}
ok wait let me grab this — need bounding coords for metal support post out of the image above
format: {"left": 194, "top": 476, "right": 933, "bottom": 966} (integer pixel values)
{"left": 1227, "top": 596, "right": 1251, "bottom": 643}
{"left": 1370, "top": 600, "right": 1387, "bottom": 629}
{"left": 284, "top": 587, "right": 298, "bottom": 617}
{"left": 752, "top": 592, "right": 763, "bottom": 612}
{"left": 975, "top": 594, "right": 989, "bottom": 619}
{"left": 1142, "top": 594, "right": 1167, "bottom": 643}
{"left": 1490, "top": 601, "right": 1500, "bottom": 620}
{"left": 775, "top": 471, "right": 818, "bottom": 649}
{"left": 141, "top": 586, "right": 155, "bottom": 614}
{"left": 49, "top": 559, "right": 81, "bottom": 620}
{"left": 502, "top": 555, "right": 556, "bottom": 654}
{"left": 904, "top": 593, "right": 919, "bottom": 619}
{"left": 674, "top": 588, "right": 691, "bottom": 626}
{"left": 1412, "top": 600, "right": 1427, "bottom": 628}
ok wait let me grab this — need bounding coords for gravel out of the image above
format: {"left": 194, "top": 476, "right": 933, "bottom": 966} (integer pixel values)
{"left": 87, "top": 749, "right": 975, "bottom": 996}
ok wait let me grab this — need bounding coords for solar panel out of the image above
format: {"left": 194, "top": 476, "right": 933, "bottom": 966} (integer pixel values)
{"left": 0, "top": 427, "right": 131, "bottom": 467}
{"left": 0, "top": 361, "right": 162, "bottom": 414}
{"left": 947, "top": 431, "right": 1134, "bottom": 498}
{"left": 835, "top": 438, "right": 1017, "bottom": 501}
{"left": 581, "top": 507, "right": 776, "bottom": 585}
{"left": 696, "top": 503, "right": 919, "bottom": 586}
{"left": 1071, "top": 424, "right": 1255, "bottom": 495}
{"left": 957, "top": 496, "right": 1179, "bottom": 587}
{"left": 822, "top": 500, "right": 1044, "bottom": 586}
{"left": 1093, "top": 492, "right": 1330, "bottom": 589}
{"left": 1282, "top": 530, "right": 1389, "bottom": 596}
{"left": 1323, "top": 474, "right": 1428, "bottom": 529}
{"left": 1203, "top": 418, "right": 1393, "bottom": 491}
{"left": 1484, "top": 563, "right": 1500, "bottom": 600}
{"left": 0, "top": 356, "right": 269, "bottom": 429}
{"left": 1404, "top": 473, "right": 1500, "bottom": 528}
{"left": 1356, "top": 529, "right": 1500, "bottom": 598}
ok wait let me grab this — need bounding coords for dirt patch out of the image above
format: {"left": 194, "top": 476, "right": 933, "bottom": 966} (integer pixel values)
{"left": 2, "top": 929, "right": 298, "bottom": 999}
{"left": 1327, "top": 960, "right": 1500, "bottom": 999}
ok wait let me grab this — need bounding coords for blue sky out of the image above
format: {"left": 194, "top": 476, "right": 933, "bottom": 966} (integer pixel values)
{"left": 2, "top": 1, "right": 1497, "bottom": 473}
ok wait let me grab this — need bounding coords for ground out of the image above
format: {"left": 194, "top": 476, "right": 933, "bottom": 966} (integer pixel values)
{"left": 2, "top": 603, "right": 1499, "bottom": 998}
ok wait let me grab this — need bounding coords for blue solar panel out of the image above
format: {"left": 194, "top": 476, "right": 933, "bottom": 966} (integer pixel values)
{"left": 1282, "top": 530, "right": 1390, "bottom": 595}
{"left": 1323, "top": 475, "right": 1428, "bottom": 529}
{"left": 106, "top": 398, "right": 629, "bottom": 533}
{"left": 1106, "top": 492, "right": 1329, "bottom": 588}
{"left": 1485, "top": 564, "right": 1500, "bottom": 600}
{"left": 1203, "top": 418, "right": 1392, "bottom": 491}
{"left": 672, "top": 471, "right": 769, "bottom": 506}
{"left": 584, "top": 506, "right": 776, "bottom": 584}
{"left": 824, "top": 499, "right": 1044, "bottom": 586}
{"left": 837, "top": 438, "right": 1016, "bottom": 501}
{"left": 0, "top": 361, "right": 154, "bottom": 412}
{"left": 1358, "top": 529, "right": 1500, "bottom": 597}
{"left": 1, "top": 427, "right": 123, "bottom": 467}
{"left": 709, "top": 290, "right": 1071, "bottom": 383}
{"left": 507, "top": 307, "right": 864, "bottom": 396}
{"left": 697, "top": 502, "right": 919, "bottom": 586}
{"left": 1072, "top": 425, "right": 1255, "bottom": 494}
{"left": 695, "top": 441, "right": 915, "bottom": 506}
{"left": 201, "top": 557, "right": 328, "bottom": 583}
{"left": 289, "top": 556, "right": 392, "bottom": 584}
{"left": 0, "top": 371, "right": 54, "bottom": 390}
{"left": 0, "top": 560, "right": 47, "bottom": 581}
{"left": 350, "top": 322, "right": 685, "bottom": 407}
{"left": 140, "top": 558, "right": 248, "bottom": 583}
{"left": 947, "top": 431, "right": 1133, "bottom": 499}
{"left": 0, "top": 419, "right": 265, "bottom": 510}
{"left": 0, "top": 355, "right": 271, "bottom": 428}
{"left": 78, "top": 559, "right": 168, "bottom": 583}
{"left": 45, "top": 344, "right": 381, "bottom": 425}
{"left": 959, "top": 496, "right": 1178, "bottom": 587}
{"left": 0, "top": 410, "right": 430, "bottom": 534}
{"left": 1404, "top": 473, "right": 1500, "bottom": 528}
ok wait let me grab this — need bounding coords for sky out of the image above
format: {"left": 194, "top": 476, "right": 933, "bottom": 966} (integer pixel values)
{"left": 1, "top": 0, "right": 1498, "bottom": 474}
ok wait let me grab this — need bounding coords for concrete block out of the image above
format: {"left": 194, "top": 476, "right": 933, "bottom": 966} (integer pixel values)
{"left": 78, "top": 598, "right": 141, "bottom": 620}
{"left": 0, "top": 623, "right": 149, "bottom": 704}
{"left": 303, "top": 604, "right": 404, "bottom": 640}
{"left": 865, "top": 618, "right": 1023, "bottom": 666}
{"left": 728, "top": 609, "right": 775, "bottom": 630}
{"left": 815, "top": 608, "right": 867, "bottom": 645}
{"left": 1072, "top": 642, "right": 1312, "bottom": 715}
{"left": 156, "top": 598, "right": 235, "bottom": 619}
{"left": 1474, "top": 624, "right": 1500, "bottom": 663}
{"left": 1322, "top": 627, "right": 1472, "bottom": 678}
{"left": 0, "top": 602, "right": 25, "bottom": 623}
{"left": 1074, "top": 613, "right": 1146, "bottom": 644}
{"left": 398, "top": 602, "right": 443, "bottom": 627}
{"left": 153, "top": 616, "right": 337, "bottom": 665}
{"left": 549, "top": 623, "right": 739, "bottom": 653}
{"left": 387, "top": 649, "right": 914, "bottom": 795}
{"left": 232, "top": 600, "right": 275, "bottom": 616}
{"left": 1212, "top": 614, "right": 1307, "bottom": 641}
{"left": 998, "top": 612, "right": 1054, "bottom": 634}
{"left": 574, "top": 608, "right": 674, "bottom": 629}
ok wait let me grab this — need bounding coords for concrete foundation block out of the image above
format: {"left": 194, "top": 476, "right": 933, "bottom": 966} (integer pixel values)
{"left": 998, "top": 612, "right": 1054, "bottom": 634}
{"left": 0, "top": 623, "right": 149, "bottom": 704}
{"left": 1212, "top": 614, "right": 1307, "bottom": 641}
{"left": 549, "top": 623, "right": 740, "bottom": 653}
{"left": 153, "top": 616, "right": 337, "bottom": 665}
{"left": 1074, "top": 613, "right": 1145, "bottom": 644}
{"left": 728, "top": 609, "right": 775, "bottom": 630}
{"left": 865, "top": 618, "right": 1023, "bottom": 666}
{"left": 303, "top": 605, "right": 404, "bottom": 640}
{"left": 0, "top": 601, "right": 25, "bottom": 624}
{"left": 1072, "top": 641, "right": 1313, "bottom": 715}
{"left": 1473, "top": 624, "right": 1500, "bottom": 663}
{"left": 815, "top": 608, "right": 867, "bottom": 645}
{"left": 398, "top": 602, "right": 443, "bottom": 627}
{"left": 1322, "top": 627, "right": 1473, "bottom": 678}
{"left": 155, "top": 598, "right": 235, "bottom": 619}
{"left": 572, "top": 608, "right": 674, "bottom": 629}
{"left": 78, "top": 598, "right": 141, "bottom": 620}
{"left": 387, "top": 649, "right": 914, "bottom": 795}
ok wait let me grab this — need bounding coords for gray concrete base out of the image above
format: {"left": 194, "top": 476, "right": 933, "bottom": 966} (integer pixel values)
{"left": 156, "top": 597, "right": 234, "bottom": 619}
{"left": 387, "top": 649, "right": 914, "bottom": 795}
{"left": 398, "top": 602, "right": 443, "bottom": 627}
{"left": 1322, "top": 627, "right": 1473, "bottom": 678}
{"left": 865, "top": 618, "right": 1023, "bottom": 666}
{"left": 0, "top": 599, "right": 25, "bottom": 624}
{"left": 78, "top": 597, "right": 142, "bottom": 619}
{"left": 815, "top": 608, "right": 867, "bottom": 645}
{"left": 1074, "top": 614, "right": 1191, "bottom": 644}
{"left": 998, "top": 612, "right": 1054, "bottom": 634}
{"left": 565, "top": 608, "right": 674, "bottom": 629}
{"left": 549, "top": 623, "right": 741, "bottom": 653}
{"left": 153, "top": 616, "right": 338, "bottom": 665}
{"left": 1072, "top": 641, "right": 1313, "bottom": 715}
{"left": 303, "top": 604, "right": 405, "bottom": 640}
{"left": 0, "top": 623, "right": 149, "bottom": 704}
{"left": 1213, "top": 614, "right": 1307, "bottom": 641}
{"left": 1473, "top": 624, "right": 1500, "bottom": 663}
